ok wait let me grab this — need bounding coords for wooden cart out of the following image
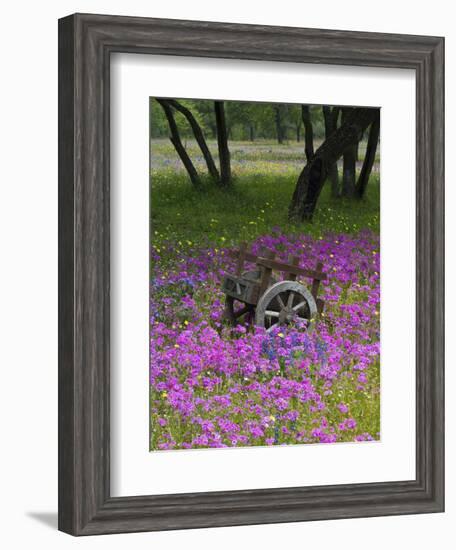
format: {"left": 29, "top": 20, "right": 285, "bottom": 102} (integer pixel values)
{"left": 222, "top": 242, "right": 327, "bottom": 332}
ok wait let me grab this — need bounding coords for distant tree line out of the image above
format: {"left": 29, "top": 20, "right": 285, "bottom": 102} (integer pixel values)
{"left": 151, "top": 98, "right": 380, "bottom": 221}
{"left": 151, "top": 99, "right": 326, "bottom": 143}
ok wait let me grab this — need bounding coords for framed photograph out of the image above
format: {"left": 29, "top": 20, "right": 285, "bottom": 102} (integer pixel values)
{"left": 58, "top": 13, "right": 444, "bottom": 535}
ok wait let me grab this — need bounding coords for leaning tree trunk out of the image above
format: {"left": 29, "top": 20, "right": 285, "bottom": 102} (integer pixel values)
{"left": 288, "top": 107, "right": 379, "bottom": 221}
{"left": 156, "top": 99, "right": 200, "bottom": 187}
{"left": 322, "top": 106, "right": 340, "bottom": 197}
{"left": 214, "top": 101, "right": 231, "bottom": 186}
{"left": 161, "top": 98, "right": 220, "bottom": 183}
{"left": 341, "top": 108, "right": 358, "bottom": 197}
{"left": 301, "top": 105, "right": 314, "bottom": 162}
{"left": 356, "top": 111, "right": 380, "bottom": 198}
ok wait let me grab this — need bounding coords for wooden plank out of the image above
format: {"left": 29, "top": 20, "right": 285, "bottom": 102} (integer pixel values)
{"left": 311, "top": 261, "right": 324, "bottom": 298}
{"left": 228, "top": 248, "right": 260, "bottom": 265}
{"left": 258, "top": 249, "right": 275, "bottom": 297}
{"left": 235, "top": 242, "right": 247, "bottom": 276}
{"left": 287, "top": 256, "right": 300, "bottom": 281}
{"left": 256, "top": 258, "right": 327, "bottom": 280}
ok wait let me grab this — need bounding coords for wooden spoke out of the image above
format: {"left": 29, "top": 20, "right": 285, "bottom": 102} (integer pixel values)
{"left": 265, "top": 310, "right": 279, "bottom": 318}
{"left": 293, "top": 301, "right": 307, "bottom": 312}
{"left": 276, "top": 295, "right": 286, "bottom": 309}
{"left": 287, "top": 291, "right": 295, "bottom": 308}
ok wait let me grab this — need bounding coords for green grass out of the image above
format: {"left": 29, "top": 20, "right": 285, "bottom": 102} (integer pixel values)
{"left": 150, "top": 171, "right": 380, "bottom": 256}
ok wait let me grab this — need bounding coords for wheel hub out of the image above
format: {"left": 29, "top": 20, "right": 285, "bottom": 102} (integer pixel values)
{"left": 278, "top": 306, "right": 295, "bottom": 324}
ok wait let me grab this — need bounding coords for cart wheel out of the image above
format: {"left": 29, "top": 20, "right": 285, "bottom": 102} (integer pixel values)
{"left": 255, "top": 281, "right": 317, "bottom": 332}
{"left": 224, "top": 270, "right": 276, "bottom": 326}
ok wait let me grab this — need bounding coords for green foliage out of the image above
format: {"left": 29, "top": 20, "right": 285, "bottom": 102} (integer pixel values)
{"left": 149, "top": 98, "right": 169, "bottom": 138}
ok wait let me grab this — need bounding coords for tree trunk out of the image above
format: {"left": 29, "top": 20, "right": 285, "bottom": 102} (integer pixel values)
{"left": 301, "top": 105, "right": 314, "bottom": 162}
{"left": 214, "top": 101, "right": 231, "bottom": 186}
{"left": 356, "top": 111, "right": 380, "bottom": 198}
{"left": 341, "top": 108, "right": 358, "bottom": 197}
{"left": 322, "top": 106, "right": 340, "bottom": 197}
{"left": 161, "top": 98, "right": 220, "bottom": 183}
{"left": 332, "top": 106, "right": 340, "bottom": 129}
{"left": 156, "top": 99, "right": 200, "bottom": 187}
{"left": 342, "top": 143, "right": 358, "bottom": 197}
{"left": 288, "top": 107, "right": 378, "bottom": 221}
{"left": 274, "top": 105, "right": 284, "bottom": 144}
{"left": 249, "top": 124, "right": 255, "bottom": 142}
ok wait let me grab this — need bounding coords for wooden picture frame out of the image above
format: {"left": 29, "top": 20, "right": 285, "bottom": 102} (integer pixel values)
{"left": 58, "top": 13, "right": 444, "bottom": 535}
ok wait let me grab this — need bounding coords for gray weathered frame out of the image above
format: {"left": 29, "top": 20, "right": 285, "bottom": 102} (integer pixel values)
{"left": 58, "top": 13, "right": 444, "bottom": 536}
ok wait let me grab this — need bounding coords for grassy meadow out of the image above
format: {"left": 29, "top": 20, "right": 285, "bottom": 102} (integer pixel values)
{"left": 150, "top": 139, "right": 380, "bottom": 254}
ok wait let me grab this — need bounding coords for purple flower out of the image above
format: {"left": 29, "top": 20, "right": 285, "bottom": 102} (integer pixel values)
{"left": 150, "top": 230, "right": 381, "bottom": 451}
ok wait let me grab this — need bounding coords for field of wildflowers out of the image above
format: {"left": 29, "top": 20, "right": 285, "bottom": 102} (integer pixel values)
{"left": 150, "top": 140, "right": 380, "bottom": 451}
